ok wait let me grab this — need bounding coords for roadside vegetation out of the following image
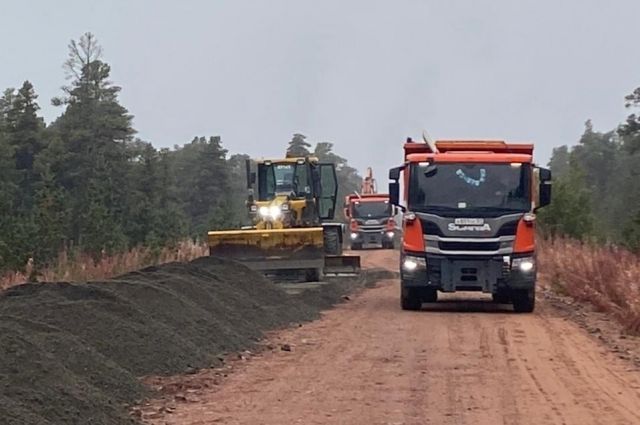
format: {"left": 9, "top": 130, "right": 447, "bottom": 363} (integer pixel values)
{"left": 0, "top": 33, "right": 360, "bottom": 285}
{"left": 538, "top": 85, "right": 640, "bottom": 332}
{"left": 538, "top": 238, "right": 640, "bottom": 334}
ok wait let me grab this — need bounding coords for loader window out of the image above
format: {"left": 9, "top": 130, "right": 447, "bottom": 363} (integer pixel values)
{"left": 318, "top": 163, "right": 338, "bottom": 220}
{"left": 257, "top": 163, "right": 311, "bottom": 200}
{"left": 408, "top": 163, "right": 531, "bottom": 216}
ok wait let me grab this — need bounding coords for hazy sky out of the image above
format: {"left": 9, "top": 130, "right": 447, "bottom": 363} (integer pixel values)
{"left": 2, "top": 0, "right": 639, "bottom": 178}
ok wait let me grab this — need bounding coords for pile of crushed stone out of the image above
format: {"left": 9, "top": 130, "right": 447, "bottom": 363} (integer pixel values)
{"left": 0, "top": 256, "right": 389, "bottom": 424}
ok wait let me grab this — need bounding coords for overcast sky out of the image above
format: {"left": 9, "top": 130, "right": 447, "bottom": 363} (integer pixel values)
{"left": 2, "top": 0, "right": 639, "bottom": 177}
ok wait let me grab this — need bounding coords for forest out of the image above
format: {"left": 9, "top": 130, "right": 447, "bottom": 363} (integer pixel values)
{"left": 539, "top": 87, "right": 640, "bottom": 251}
{"left": 0, "top": 33, "right": 361, "bottom": 276}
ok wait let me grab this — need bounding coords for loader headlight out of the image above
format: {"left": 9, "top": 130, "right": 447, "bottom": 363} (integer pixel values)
{"left": 402, "top": 256, "right": 426, "bottom": 272}
{"left": 512, "top": 257, "right": 535, "bottom": 273}
{"left": 269, "top": 205, "right": 281, "bottom": 219}
{"left": 259, "top": 205, "right": 283, "bottom": 219}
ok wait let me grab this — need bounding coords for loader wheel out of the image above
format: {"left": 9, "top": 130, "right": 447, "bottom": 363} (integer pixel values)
{"left": 512, "top": 289, "right": 535, "bottom": 313}
{"left": 305, "top": 268, "right": 321, "bottom": 282}
{"left": 401, "top": 287, "right": 422, "bottom": 311}
{"left": 323, "top": 227, "right": 342, "bottom": 256}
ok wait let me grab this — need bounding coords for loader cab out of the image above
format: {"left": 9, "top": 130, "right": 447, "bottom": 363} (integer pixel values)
{"left": 257, "top": 159, "right": 312, "bottom": 201}
{"left": 249, "top": 158, "right": 339, "bottom": 221}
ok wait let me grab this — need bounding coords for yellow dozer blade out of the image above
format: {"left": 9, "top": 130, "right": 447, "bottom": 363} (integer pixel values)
{"left": 208, "top": 227, "right": 325, "bottom": 274}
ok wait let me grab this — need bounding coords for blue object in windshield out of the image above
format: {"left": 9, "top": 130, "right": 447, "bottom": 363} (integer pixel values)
{"left": 456, "top": 168, "right": 486, "bottom": 187}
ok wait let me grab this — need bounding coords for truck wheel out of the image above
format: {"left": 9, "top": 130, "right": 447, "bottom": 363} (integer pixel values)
{"left": 323, "top": 227, "right": 342, "bottom": 256}
{"left": 401, "top": 287, "right": 422, "bottom": 311}
{"left": 423, "top": 288, "right": 438, "bottom": 303}
{"left": 512, "top": 289, "right": 535, "bottom": 313}
{"left": 492, "top": 291, "right": 510, "bottom": 304}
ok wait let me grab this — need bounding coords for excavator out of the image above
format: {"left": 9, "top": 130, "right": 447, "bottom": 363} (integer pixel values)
{"left": 208, "top": 155, "right": 360, "bottom": 281}
{"left": 344, "top": 168, "right": 397, "bottom": 250}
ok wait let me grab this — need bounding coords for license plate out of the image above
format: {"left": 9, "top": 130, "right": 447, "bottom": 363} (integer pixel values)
{"left": 454, "top": 218, "right": 484, "bottom": 225}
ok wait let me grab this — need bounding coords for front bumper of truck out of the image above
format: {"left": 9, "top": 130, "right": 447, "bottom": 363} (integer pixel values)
{"left": 400, "top": 251, "right": 536, "bottom": 294}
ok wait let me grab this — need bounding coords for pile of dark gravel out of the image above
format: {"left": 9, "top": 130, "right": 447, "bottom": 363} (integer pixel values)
{"left": 0, "top": 257, "right": 390, "bottom": 424}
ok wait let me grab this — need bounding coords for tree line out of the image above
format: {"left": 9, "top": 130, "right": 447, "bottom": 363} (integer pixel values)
{"left": 539, "top": 87, "right": 640, "bottom": 251}
{"left": 0, "top": 33, "right": 362, "bottom": 275}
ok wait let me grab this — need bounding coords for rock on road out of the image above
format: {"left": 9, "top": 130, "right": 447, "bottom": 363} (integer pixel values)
{"left": 144, "top": 250, "right": 640, "bottom": 425}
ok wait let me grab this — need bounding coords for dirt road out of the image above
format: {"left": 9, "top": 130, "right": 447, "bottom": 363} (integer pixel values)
{"left": 143, "top": 250, "right": 640, "bottom": 425}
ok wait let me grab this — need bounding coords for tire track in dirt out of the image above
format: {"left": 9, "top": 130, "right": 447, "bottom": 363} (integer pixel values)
{"left": 141, "top": 250, "right": 640, "bottom": 425}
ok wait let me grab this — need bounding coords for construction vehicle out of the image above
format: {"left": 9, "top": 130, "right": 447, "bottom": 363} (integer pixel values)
{"left": 343, "top": 168, "right": 397, "bottom": 249}
{"left": 208, "top": 155, "right": 360, "bottom": 281}
{"left": 388, "top": 135, "right": 551, "bottom": 312}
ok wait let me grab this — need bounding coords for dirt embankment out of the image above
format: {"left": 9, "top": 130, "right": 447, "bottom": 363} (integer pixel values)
{"left": 0, "top": 256, "right": 388, "bottom": 425}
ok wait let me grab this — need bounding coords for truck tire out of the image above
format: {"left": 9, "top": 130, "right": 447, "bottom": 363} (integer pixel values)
{"left": 423, "top": 288, "right": 438, "bottom": 303}
{"left": 323, "top": 227, "right": 342, "bottom": 256}
{"left": 401, "top": 287, "right": 422, "bottom": 311}
{"left": 512, "top": 289, "right": 535, "bottom": 313}
{"left": 492, "top": 291, "right": 510, "bottom": 304}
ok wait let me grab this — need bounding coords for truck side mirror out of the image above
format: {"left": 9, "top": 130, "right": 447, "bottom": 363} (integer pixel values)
{"left": 389, "top": 182, "right": 400, "bottom": 206}
{"left": 536, "top": 167, "right": 552, "bottom": 210}
{"left": 389, "top": 166, "right": 402, "bottom": 181}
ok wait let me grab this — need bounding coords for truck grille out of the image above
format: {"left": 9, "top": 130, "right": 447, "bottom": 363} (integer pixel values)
{"left": 439, "top": 241, "right": 501, "bottom": 252}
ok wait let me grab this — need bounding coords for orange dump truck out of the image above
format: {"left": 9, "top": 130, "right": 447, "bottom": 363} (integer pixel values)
{"left": 344, "top": 193, "right": 397, "bottom": 250}
{"left": 389, "top": 139, "right": 551, "bottom": 312}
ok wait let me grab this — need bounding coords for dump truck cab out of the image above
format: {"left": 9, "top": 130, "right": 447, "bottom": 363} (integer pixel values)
{"left": 344, "top": 194, "right": 396, "bottom": 249}
{"left": 389, "top": 139, "right": 551, "bottom": 312}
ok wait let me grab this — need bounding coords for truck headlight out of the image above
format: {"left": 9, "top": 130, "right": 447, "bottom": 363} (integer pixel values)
{"left": 402, "top": 256, "right": 426, "bottom": 272}
{"left": 350, "top": 232, "right": 359, "bottom": 240}
{"left": 513, "top": 257, "right": 535, "bottom": 273}
{"left": 386, "top": 231, "right": 395, "bottom": 239}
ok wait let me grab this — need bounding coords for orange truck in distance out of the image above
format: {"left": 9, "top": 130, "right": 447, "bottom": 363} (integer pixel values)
{"left": 389, "top": 138, "right": 551, "bottom": 312}
{"left": 344, "top": 193, "right": 397, "bottom": 250}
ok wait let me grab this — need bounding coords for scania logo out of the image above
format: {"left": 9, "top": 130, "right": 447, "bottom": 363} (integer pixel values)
{"left": 448, "top": 223, "right": 491, "bottom": 232}
{"left": 448, "top": 218, "right": 491, "bottom": 232}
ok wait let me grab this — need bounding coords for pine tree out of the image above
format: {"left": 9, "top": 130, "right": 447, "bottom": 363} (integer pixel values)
{"left": 286, "top": 133, "right": 311, "bottom": 157}
{"left": 51, "top": 33, "right": 135, "bottom": 257}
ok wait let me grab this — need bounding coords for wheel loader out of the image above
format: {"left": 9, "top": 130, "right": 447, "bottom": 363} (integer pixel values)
{"left": 208, "top": 156, "right": 360, "bottom": 281}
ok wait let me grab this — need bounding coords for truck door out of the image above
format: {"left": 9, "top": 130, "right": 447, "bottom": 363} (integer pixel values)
{"left": 318, "top": 163, "right": 338, "bottom": 220}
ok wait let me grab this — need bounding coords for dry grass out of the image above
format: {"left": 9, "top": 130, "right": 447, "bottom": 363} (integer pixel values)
{"left": 539, "top": 237, "right": 640, "bottom": 334}
{"left": 0, "top": 240, "right": 208, "bottom": 291}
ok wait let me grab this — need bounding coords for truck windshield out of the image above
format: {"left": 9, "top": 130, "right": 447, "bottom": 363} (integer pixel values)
{"left": 353, "top": 201, "right": 392, "bottom": 219}
{"left": 408, "top": 163, "right": 531, "bottom": 215}
{"left": 258, "top": 162, "right": 310, "bottom": 200}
